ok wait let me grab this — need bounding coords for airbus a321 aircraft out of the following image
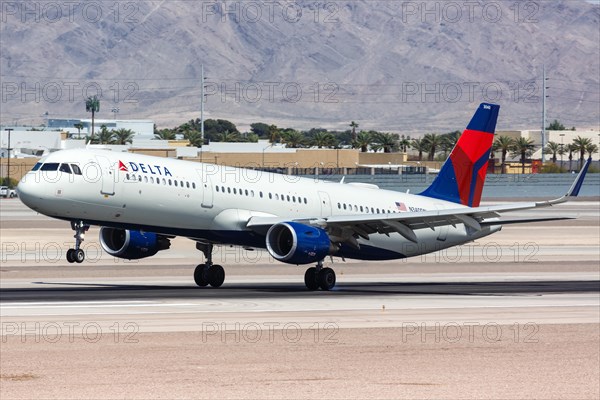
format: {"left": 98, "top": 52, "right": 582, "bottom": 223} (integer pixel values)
{"left": 17, "top": 103, "right": 591, "bottom": 290}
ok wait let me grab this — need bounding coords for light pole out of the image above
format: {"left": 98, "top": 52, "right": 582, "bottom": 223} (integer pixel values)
{"left": 5, "top": 128, "right": 13, "bottom": 187}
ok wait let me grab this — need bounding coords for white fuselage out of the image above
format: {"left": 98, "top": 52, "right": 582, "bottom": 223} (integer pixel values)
{"left": 17, "top": 149, "right": 500, "bottom": 261}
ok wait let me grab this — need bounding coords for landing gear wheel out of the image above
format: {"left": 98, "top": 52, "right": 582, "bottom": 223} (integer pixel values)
{"left": 304, "top": 267, "right": 319, "bottom": 291}
{"left": 66, "top": 249, "right": 76, "bottom": 263}
{"left": 208, "top": 265, "right": 225, "bottom": 288}
{"left": 194, "top": 264, "right": 209, "bottom": 287}
{"left": 317, "top": 267, "right": 336, "bottom": 291}
{"left": 74, "top": 249, "right": 85, "bottom": 263}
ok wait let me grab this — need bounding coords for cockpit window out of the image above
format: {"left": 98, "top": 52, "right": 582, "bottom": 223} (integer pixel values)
{"left": 59, "top": 163, "right": 72, "bottom": 174}
{"left": 40, "top": 163, "right": 59, "bottom": 171}
{"left": 32, "top": 163, "right": 43, "bottom": 172}
{"left": 70, "top": 164, "right": 82, "bottom": 175}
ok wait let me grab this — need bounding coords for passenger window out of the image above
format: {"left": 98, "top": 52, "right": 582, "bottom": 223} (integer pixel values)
{"left": 180, "top": 181, "right": 184, "bottom": 187}
{"left": 168, "top": 179, "right": 172, "bottom": 185}
{"left": 40, "top": 163, "right": 59, "bottom": 171}
{"left": 192, "top": 183, "right": 196, "bottom": 189}
{"left": 260, "top": 192, "right": 263, "bottom": 198}
{"left": 174, "top": 180, "right": 178, "bottom": 187}
{"left": 245, "top": 189, "right": 248, "bottom": 196}
{"left": 216, "top": 186, "right": 220, "bottom": 192}
{"left": 186, "top": 182, "right": 190, "bottom": 188}
{"left": 144, "top": 176, "right": 148, "bottom": 183}
{"left": 269, "top": 193, "right": 272, "bottom": 199}
{"left": 233, "top": 188, "right": 237, "bottom": 194}
{"left": 32, "top": 163, "right": 42, "bottom": 171}
{"left": 138, "top": 175, "right": 142, "bottom": 182}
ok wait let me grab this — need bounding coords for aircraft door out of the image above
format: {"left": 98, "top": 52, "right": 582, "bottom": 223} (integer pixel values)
{"left": 196, "top": 166, "right": 215, "bottom": 209}
{"left": 318, "top": 191, "right": 332, "bottom": 217}
{"left": 96, "top": 156, "right": 115, "bottom": 196}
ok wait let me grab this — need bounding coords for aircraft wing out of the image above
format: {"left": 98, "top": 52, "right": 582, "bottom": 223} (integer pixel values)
{"left": 246, "top": 158, "right": 591, "bottom": 244}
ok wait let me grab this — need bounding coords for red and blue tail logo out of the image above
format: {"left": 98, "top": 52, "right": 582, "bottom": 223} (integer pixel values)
{"left": 420, "top": 103, "right": 500, "bottom": 208}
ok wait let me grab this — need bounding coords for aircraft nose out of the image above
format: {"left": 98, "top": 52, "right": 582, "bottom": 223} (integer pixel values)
{"left": 17, "top": 175, "right": 42, "bottom": 210}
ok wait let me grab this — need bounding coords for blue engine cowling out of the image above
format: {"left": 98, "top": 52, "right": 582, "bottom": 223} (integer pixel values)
{"left": 266, "top": 222, "right": 331, "bottom": 265}
{"left": 99, "top": 227, "right": 171, "bottom": 260}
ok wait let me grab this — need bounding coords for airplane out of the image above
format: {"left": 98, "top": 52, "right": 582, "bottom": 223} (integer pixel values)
{"left": 16, "top": 103, "right": 591, "bottom": 291}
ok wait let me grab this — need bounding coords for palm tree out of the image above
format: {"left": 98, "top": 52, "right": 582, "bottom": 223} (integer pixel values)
{"left": 85, "top": 96, "right": 100, "bottom": 138}
{"left": 440, "top": 131, "right": 460, "bottom": 157}
{"left": 217, "top": 130, "right": 240, "bottom": 142}
{"left": 183, "top": 129, "right": 203, "bottom": 147}
{"left": 372, "top": 132, "right": 398, "bottom": 153}
{"left": 572, "top": 136, "right": 593, "bottom": 170}
{"left": 354, "top": 131, "right": 372, "bottom": 153}
{"left": 113, "top": 128, "right": 135, "bottom": 145}
{"left": 493, "top": 136, "right": 515, "bottom": 174}
{"left": 311, "top": 131, "right": 335, "bottom": 148}
{"left": 349, "top": 121, "right": 359, "bottom": 142}
{"left": 268, "top": 124, "right": 280, "bottom": 143}
{"left": 95, "top": 125, "right": 115, "bottom": 144}
{"left": 411, "top": 138, "right": 427, "bottom": 161}
{"left": 510, "top": 137, "right": 536, "bottom": 174}
{"left": 544, "top": 141, "right": 561, "bottom": 164}
{"left": 586, "top": 143, "right": 598, "bottom": 159}
{"left": 423, "top": 133, "right": 443, "bottom": 161}
{"left": 398, "top": 135, "right": 411, "bottom": 153}
{"left": 567, "top": 143, "right": 576, "bottom": 172}
{"left": 281, "top": 130, "right": 306, "bottom": 148}
{"left": 73, "top": 122, "right": 84, "bottom": 139}
{"left": 154, "top": 129, "right": 176, "bottom": 140}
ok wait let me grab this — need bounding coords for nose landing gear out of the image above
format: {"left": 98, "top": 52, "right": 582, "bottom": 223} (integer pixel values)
{"left": 66, "top": 221, "right": 89, "bottom": 263}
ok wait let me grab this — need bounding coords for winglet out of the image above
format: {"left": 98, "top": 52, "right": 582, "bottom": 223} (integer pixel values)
{"left": 536, "top": 157, "right": 592, "bottom": 207}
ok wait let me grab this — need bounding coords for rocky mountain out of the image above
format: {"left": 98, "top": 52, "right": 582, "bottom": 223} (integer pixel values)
{"left": 1, "top": 0, "right": 598, "bottom": 133}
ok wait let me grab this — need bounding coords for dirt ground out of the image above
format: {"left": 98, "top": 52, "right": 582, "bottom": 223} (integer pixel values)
{"left": 1, "top": 324, "right": 598, "bottom": 400}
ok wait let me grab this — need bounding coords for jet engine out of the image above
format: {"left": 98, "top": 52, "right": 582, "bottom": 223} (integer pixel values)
{"left": 99, "top": 227, "right": 171, "bottom": 260}
{"left": 266, "top": 222, "right": 333, "bottom": 265}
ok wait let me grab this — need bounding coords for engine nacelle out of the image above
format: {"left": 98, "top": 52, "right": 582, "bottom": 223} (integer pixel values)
{"left": 266, "top": 222, "right": 331, "bottom": 265}
{"left": 99, "top": 227, "right": 171, "bottom": 260}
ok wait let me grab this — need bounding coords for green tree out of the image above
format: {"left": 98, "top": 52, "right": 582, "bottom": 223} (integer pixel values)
{"left": 268, "top": 124, "right": 280, "bottom": 143}
{"left": 411, "top": 138, "right": 427, "bottom": 161}
{"left": 354, "top": 131, "right": 372, "bottom": 153}
{"left": 546, "top": 119, "right": 566, "bottom": 130}
{"left": 586, "top": 143, "right": 598, "bottom": 159}
{"left": 510, "top": 137, "right": 536, "bottom": 174}
{"left": 544, "top": 141, "right": 561, "bottom": 164}
{"left": 250, "top": 122, "right": 270, "bottom": 138}
{"left": 73, "top": 122, "right": 84, "bottom": 138}
{"left": 566, "top": 143, "right": 576, "bottom": 172}
{"left": 572, "top": 136, "right": 592, "bottom": 170}
{"left": 349, "top": 121, "right": 359, "bottom": 143}
{"left": 94, "top": 125, "right": 114, "bottom": 144}
{"left": 493, "top": 136, "right": 515, "bottom": 174}
{"left": 423, "top": 133, "right": 443, "bottom": 161}
{"left": 311, "top": 131, "right": 336, "bottom": 148}
{"left": 216, "top": 130, "right": 240, "bottom": 142}
{"left": 113, "top": 128, "right": 135, "bottom": 145}
{"left": 183, "top": 129, "right": 203, "bottom": 147}
{"left": 440, "top": 131, "right": 460, "bottom": 157}
{"left": 85, "top": 95, "right": 100, "bottom": 138}
{"left": 154, "top": 129, "right": 176, "bottom": 140}
{"left": 398, "top": 135, "right": 411, "bottom": 153}
{"left": 281, "top": 130, "right": 306, "bottom": 148}
{"left": 372, "top": 132, "right": 398, "bottom": 153}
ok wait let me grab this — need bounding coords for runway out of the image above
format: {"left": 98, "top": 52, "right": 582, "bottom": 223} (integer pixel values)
{"left": 1, "top": 198, "right": 599, "bottom": 399}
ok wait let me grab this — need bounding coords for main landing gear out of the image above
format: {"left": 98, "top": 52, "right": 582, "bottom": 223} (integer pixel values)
{"left": 194, "top": 242, "right": 225, "bottom": 288}
{"left": 304, "top": 260, "right": 336, "bottom": 291}
{"left": 66, "top": 220, "right": 89, "bottom": 263}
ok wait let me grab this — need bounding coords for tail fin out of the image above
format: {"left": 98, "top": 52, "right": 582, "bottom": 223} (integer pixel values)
{"left": 420, "top": 103, "right": 500, "bottom": 207}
